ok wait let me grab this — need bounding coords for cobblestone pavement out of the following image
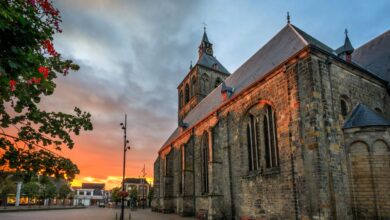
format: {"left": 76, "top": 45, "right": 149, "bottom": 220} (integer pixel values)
{"left": 0, "top": 207, "right": 195, "bottom": 220}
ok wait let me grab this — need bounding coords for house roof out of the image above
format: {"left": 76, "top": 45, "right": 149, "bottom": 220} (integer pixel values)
{"left": 343, "top": 103, "right": 390, "bottom": 129}
{"left": 81, "top": 183, "right": 105, "bottom": 190}
{"left": 352, "top": 29, "right": 390, "bottom": 83}
{"left": 124, "top": 178, "right": 148, "bottom": 184}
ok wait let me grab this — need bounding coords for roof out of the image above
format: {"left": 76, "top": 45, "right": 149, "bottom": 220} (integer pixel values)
{"left": 352, "top": 29, "right": 390, "bottom": 83}
{"left": 343, "top": 103, "right": 390, "bottom": 129}
{"left": 335, "top": 30, "right": 354, "bottom": 55}
{"left": 124, "top": 178, "right": 148, "bottom": 184}
{"left": 196, "top": 53, "right": 230, "bottom": 75}
{"left": 159, "top": 24, "right": 390, "bottom": 152}
{"left": 201, "top": 31, "right": 210, "bottom": 44}
{"left": 81, "top": 183, "right": 105, "bottom": 190}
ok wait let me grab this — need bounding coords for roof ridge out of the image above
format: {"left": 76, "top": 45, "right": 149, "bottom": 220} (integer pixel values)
{"left": 354, "top": 29, "right": 390, "bottom": 52}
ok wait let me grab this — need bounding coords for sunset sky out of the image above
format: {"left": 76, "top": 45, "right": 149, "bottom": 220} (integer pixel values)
{"left": 41, "top": 0, "right": 390, "bottom": 189}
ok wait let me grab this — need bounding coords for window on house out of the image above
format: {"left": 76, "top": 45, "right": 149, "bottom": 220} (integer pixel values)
{"left": 247, "top": 114, "right": 260, "bottom": 171}
{"left": 201, "top": 132, "right": 209, "bottom": 194}
{"left": 215, "top": 77, "right": 222, "bottom": 88}
{"left": 185, "top": 84, "right": 190, "bottom": 103}
{"left": 79, "top": 191, "right": 84, "bottom": 195}
{"left": 86, "top": 191, "right": 91, "bottom": 196}
{"left": 263, "top": 105, "right": 279, "bottom": 168}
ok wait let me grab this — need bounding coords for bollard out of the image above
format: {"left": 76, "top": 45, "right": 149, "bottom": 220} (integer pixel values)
{"left": 116, "top": 212, "right": 117, "bottom": 220}
{"left": 128, "top": 212, "right": 131, "bottom": 220}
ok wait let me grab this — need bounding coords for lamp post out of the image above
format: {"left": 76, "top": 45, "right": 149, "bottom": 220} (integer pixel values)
{"left": 120, "top": 114, "right": 130, "bottom": 220}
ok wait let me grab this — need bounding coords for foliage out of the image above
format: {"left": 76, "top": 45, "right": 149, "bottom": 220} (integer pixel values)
{"left": 129, "top": 187, "right": 138, "bottom": 201}
{"left": 38, "top": 176, "right": 57, "bottom": 204}
{"left": 57, "top": 183, "right": 70, "bottom": 199}
{"left": 111, "top": 187, "right": 121, "bottom": 203}
{"left": 0, "top": 0, "right": 92, "bottom": 181}
{"left": 21, "top": 181, "right": 39, "bottom": 205}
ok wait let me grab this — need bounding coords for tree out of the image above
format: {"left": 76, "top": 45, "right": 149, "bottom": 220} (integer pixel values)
{"left": 57, "top": 183, "right": 71, "bottom": 205}
{"left": 147, "top": 187, "right": 153, "bottom": 207}
{"left": 129, "top": 187, "right": 138, "bottom": 207}
{"left": 21, "top": 181, "right": 39, "bottom": 206}
{"left": 111, "top": 187, "right": 121, "bottom": 206}
{"left": 0, "top": 173, "right": 15, "bottom": 207}
{"left": 0, "top": 0, "right": 92, "bottom": 180}
{"left": 38, "top": 176, "right": 57, "bottom": 206}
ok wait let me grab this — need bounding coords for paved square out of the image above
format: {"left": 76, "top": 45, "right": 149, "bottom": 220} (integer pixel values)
{"left": 0, "top": 207, "right": 195, "bottom": 220}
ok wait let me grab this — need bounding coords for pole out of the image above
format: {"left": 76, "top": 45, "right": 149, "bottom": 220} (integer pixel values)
{"left": 120, "top": 114, "right": 129, "bottom": 220}
{"left": 141, "top": 164, "right": 146, "bottom": 209}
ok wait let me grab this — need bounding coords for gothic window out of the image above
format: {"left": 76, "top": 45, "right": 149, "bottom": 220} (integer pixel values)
{"left": 201, "top": 132, "right": 209, "bottom": 194}
{"left": 263, "top": 105, "right": 279, "bottom": 168}
{"left": 247, "top": 114, "right": 260, "bottom": 171}
{"left": 215, "top": 77, "right": 222, "bottom": 88}
{"left": 191, "top": 77, "right": 196, "bottom": 97}
{"left": 179, "top": 90, "right": 183, "bottom": 109}
{"left": 212, "top": 63, "right": 219, "bottom": 70}
{"left": 179, "top": 146, "right": 185, "bottom": 195}
{"left": 200, "top": 73, "right": 209, "bottom": 95}
{"left": 185, "top": 84, "right": 190, "bottom": 103}
{"left": 340, "top": 95, "right": 350, "bottom": 118}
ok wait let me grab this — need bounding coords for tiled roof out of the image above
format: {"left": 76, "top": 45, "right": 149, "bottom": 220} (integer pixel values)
{"left": 343, "top": 103, "right": 390, "bottom": 129}
{"left": 352, "top": 30, "right": 390, "bottom": 83}
{"left": 124, "top": 178, "right": 148, "bottom": 184}
{"left": 159, "top": 25, "right": 390, "bottom": 152}
{"left": 81, "top": 183, "right": 105, "bottom": 190}
{"left": 197, "top": 53, "right": 230, "bottom": 75}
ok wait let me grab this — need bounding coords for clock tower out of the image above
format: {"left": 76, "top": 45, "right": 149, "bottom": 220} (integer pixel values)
{"left": 177, "top": 29, "right": 230, "bottom": 123}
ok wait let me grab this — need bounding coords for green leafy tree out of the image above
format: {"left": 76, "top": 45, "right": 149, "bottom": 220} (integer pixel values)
{"left": 147, "top": 187, "right": 153, "bottom": 207}
{"left": 111, "top": 187, "right": 121, "bottom": 206}
{"left": 129, "top": 187, "right": 138, "bottom": 207}
{"left": 39, "top": 176, "right": 57, "bottom": 206}
{"left": 21, "top": 181, "right": 39, "bottom": 206}
{"left": 0, "top": 0, "right": 92, "bottom": 180}
{"left": 57, "top": 183, "right": 71, "bottom": 205}
{"left": 0, "top": 173, "right": 15, "bottom": 207}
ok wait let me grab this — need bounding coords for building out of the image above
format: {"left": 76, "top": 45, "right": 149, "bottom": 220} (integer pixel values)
{"left": 124, "top": 178, "right": 151, "bottom": 207}
{"left": 73, "top": 183, "right": 106, "bottom": 206}
{"left": 152, "top": 21, "right": 390, "bottom": 220}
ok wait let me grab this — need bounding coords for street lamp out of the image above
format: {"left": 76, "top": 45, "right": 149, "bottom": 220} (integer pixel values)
{"left": 120, "top": 114, "right": 130, "bottom": 220}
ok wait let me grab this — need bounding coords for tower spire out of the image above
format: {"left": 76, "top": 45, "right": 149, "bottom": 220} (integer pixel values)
{"left": 287, "top": 11, "right": 290, "bottom": 24}
{"left": 198, "top": 23, "right": 213, "bottom": 58}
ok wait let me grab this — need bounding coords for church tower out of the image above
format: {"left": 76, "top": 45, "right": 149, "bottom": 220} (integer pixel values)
{"left": 177, "top": 29, "right": 230, "bottom": 123}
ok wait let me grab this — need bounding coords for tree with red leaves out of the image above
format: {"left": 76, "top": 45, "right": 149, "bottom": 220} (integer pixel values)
{"left": 0, "top": 0, "right": 93, "bottom": 181}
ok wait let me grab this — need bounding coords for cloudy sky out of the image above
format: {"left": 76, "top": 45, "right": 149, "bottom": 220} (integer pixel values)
{"left": 42, "top": 0, "right": 389, "bottom": 188}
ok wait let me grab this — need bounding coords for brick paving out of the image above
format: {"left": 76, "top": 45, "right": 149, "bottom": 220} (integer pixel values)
{"left": 0, "top": 207, "right": 195, "bottom": 220}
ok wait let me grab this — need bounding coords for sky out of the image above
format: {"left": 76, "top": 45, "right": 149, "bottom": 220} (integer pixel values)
{"left": 40, "top": 0, "right": 390, "bottom": 189}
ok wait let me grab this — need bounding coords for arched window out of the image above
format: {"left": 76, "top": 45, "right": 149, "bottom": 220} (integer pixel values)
{"left": 179, "top": 90, "right": 183, "bottom": 109}
{"left": 201, "top": 132, "right": 209, "bottom": 194}
{"left": 263, "top": 105, "right": 279, "bottom": 168}
{"left": 247, "top": 114, "right": 260, "bottom": 171}
{"left": 200, "top": 73, "right": 209, "bottom": 95}
{"left": 179, "top": 145, "right": 185, "bottom": 195}
{"left": 191, "top": 77, "right": 196, "bottom": 97}
{"left": 375, "top": 107, "right": 383, "bottom": 113}
{"left": 185, "top": 84, "right": 190, "bottom": 103}
{"left": 215, "top": 77, "right": 222, "bottom": 88}
{"left": 340, "top": 95, "right": 350, "bottom": 118}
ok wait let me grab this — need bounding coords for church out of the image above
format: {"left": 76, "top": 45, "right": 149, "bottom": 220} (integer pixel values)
{"left": 152, "top": 19, "right": 390, "bottom": 220}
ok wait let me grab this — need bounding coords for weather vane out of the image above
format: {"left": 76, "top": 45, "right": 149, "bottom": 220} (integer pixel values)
{"left": 202, "top": 22, "right": 207, "bottom": 32}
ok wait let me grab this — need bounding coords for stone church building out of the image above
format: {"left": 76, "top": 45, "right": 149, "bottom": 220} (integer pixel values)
{"left": 152, "top": 21, "right": 390, "bottom": 220}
